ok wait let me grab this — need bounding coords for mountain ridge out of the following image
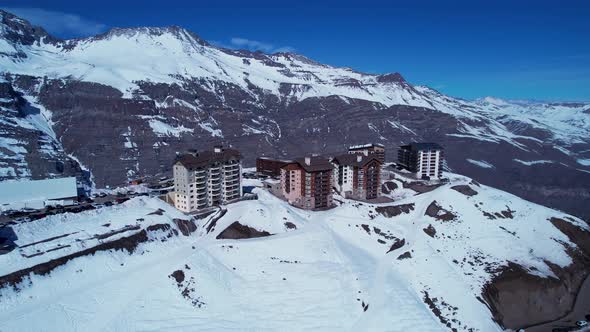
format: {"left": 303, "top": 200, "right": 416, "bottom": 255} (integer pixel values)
{"left": 0, "top": 9, "right": 589, "bottom": 220}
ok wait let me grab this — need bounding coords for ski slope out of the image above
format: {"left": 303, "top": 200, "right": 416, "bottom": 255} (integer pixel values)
{"left": 1, "top": 170, "right": 586, "bottom": 331}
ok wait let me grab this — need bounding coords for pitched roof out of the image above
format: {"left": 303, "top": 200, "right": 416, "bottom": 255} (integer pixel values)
{"left": 175, "top": 148, "right": 241, "bottom": 168}
{"left": 401, "top": 142, "right": 443, "bottom": 151}
{"left": 283, "top": 156, "right": 333, "bottom": 172}
{"left": 332, "top": 153, "right": 382, "bottom": 167}
{"left": 348, "top": 143, "right": 385, "bottom": 150}
{"left": 257, "top": 157, "right": 294, "bottom": 163}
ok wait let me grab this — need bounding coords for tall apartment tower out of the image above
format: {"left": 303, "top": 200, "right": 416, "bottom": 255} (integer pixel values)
{"left": 332, "top": 154, "right": 382, "bottom": 200}
{"left": 348, "top": 143, "right": 385, "bottom": 164}
{"left": 280, "top": 156, "right": 333, "bottom": 210}
{"left": 397, "top": 143, "right": 443, "bottom": 180}
{"left": 173, "top": 146, "right": 242, "bottom": 212}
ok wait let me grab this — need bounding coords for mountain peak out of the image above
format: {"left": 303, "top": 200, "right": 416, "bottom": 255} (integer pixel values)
{"left": 85, "top": 25, "right": 209, "bottom": 46}
{"left": 376, "top": 72, "right": 406, "bottom": 84}
{"left": 0, "top": 9, "right": 60, "bottom": 46}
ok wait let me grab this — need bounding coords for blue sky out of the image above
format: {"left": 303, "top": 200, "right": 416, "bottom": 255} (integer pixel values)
{"left": 1, "top": 0, "right": 589, "bottom": 101}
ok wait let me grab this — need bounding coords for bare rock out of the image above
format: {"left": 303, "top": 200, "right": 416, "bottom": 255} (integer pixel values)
{"left": 170, "top": 270, "right": 185, "bottom": 284}
{"left": 397, "top": 251, "right": 412, "bottom": 260}
{"left": 423, "top": 224, "right": 437, "bottom": 237}
{"left": 425, "top": 201, "right": 456, "bottom": 221}
{"left": 387, "top": 238, "right": 405, "bottom": 253}
{"left": 375, "top": 203, "right": 415, "bottom": 218}
{"left": 451, "top": 185, "right": 478, "bottom": 196}
{"left": 216, "top": 222, "right": 271, "bottom": 239}
{"left": 173, "top": 219, "right": 197, "bottom": 236}
{"left": 381, "top": 181, "right": 398, "bottom": 194}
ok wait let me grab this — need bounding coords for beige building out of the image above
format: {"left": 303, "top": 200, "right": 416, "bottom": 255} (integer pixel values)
{"left": 173, "top": 146, "right": 241, "bottom": 212}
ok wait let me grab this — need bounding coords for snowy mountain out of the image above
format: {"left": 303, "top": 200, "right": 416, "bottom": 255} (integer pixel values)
{"left": 1, "top": 172, "right": 589, "bottom": 331}
{"left": 0, "top": 9, "right": 589, "bottom": 220}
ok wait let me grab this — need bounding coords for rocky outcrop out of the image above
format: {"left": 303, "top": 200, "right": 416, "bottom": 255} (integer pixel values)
{"left": 1, "top": 9, "right": 589, "bottom": 222}
{"left": 376, "top": 203, "right": 415, "bottom": 218}
{"left": 481, "top": 218, "right": 590, "bottom": 329}
{"left": 423, "top": 224, "right": 437, "bottom": 237}
{"left": 216, "top": 222, "right": 272, "bottom": 240}
{"left": 173, "top": 219, "right": 197, "bottom": 236}
{"left": 451, "top": 185, "right": 478, "bottom": 196}
{"left": 425, "top": 201, "right": 456, "bottom": 221}
{"left": 381, "top": 181, "right": 398, "bottom": 194}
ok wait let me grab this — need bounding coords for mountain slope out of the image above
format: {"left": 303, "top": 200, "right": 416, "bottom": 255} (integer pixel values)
{"left": 1, "top": 172, "right": 589, "bottom": 331}
{"left": 0, "top": 9, "right": 589, "bottom": 220}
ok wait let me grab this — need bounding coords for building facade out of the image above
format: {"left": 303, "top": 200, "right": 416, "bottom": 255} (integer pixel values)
{"left": 173, "top": 146, "right": 242, "bottom": 213}
{"left": 280, "top": 156, "right": 333, "bottom": 210}
{"left": 256, "top": 157, "right": 293, "bottom": 177}
{"left": 397, "top": 143, "right": 443, "bottom": 180}
{"left": 348, "top": 143, "right": 385, "bottom": 164}
{"left": 332, "top": 154, "right": 382, "bottom": 200}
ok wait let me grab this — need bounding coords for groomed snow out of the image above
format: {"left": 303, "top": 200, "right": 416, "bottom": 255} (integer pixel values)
{"left": 0, "top": 171, "right": 586, "bottom": 331}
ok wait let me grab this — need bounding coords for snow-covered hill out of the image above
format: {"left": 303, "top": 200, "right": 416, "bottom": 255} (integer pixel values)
{"left": 1, "top": 171, "right": 589, "bottom": 331}
{"left": 1, "top": 8, "right": 589, "bottom": 220}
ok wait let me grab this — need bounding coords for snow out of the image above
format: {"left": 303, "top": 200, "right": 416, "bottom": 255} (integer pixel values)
{"left": 577, "top": 159, "right": 590, "bottom": 166}
{"left": 466, "top": 159, "right": 494, "bottom": 168}
{"left": 147, "top": 119, "right": 193, "bottom": 137}
{"left": 514, "top": 159, "right": 554, "bottom": 166}
{"left": 1, "top": 23, "right": 589, "bottom": 159}
{"left": 0, "top": 177, "right": 77, "bottom": 205}
{"left": 198, "top": 122, "right": 223, "bottom": 137}
{"left": 0, "top": 171, "right": 586, "bottom": 331}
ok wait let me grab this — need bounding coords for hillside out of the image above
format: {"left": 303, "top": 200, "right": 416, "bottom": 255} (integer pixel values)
{"left": 1, "top": 9, "right": 589, "bottom": 220}
{"left": 1, "top": 171, "right": 589, "bottom": 331}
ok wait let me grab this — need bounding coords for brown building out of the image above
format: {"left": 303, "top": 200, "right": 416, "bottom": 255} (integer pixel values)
{"left": 348, "top": 143, "right": 385, "bottom": 164}
{"left": 280, "top": 156, "right": 333, "bottom": 210}
{"left": 332, "top": 154, "right": 382, "bottom": 200}
{"left": 256, "top": 157, "right": 293, "bottom": 177}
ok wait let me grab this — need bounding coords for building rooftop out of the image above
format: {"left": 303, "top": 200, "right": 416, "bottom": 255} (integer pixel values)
{"left": 257, "top": 157, "right": 294, "bottom": 163}
{"left": 332, "top": 154, "right": 382, "bottom": 167}
{"left": 175, "top": 147, "right": 241, "bottom": 168}
{"left": 283, "top": 156, "right": 333, "bottom": 172}
{"left": 0, "top": 177, "right": 78, "bottom": 205}
{"left": 400, "top": 142, "right": 443, "bottom": 151}
{"left": 349, "top": 143, "right": 385, "bottom": 150}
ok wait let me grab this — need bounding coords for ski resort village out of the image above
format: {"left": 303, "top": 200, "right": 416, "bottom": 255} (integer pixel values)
{"left": 1, "top": 141, "right": 590, "bottom": 332}
{"left": 0, "top": 6, "right": 590, "bottom": 332}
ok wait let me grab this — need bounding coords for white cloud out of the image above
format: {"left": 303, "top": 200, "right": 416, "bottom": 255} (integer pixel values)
{"left": 2, "top": 7, "right": 108, "bottom": 38}
{"left": 214, "top": 37, "right": 295, "bottom": 54}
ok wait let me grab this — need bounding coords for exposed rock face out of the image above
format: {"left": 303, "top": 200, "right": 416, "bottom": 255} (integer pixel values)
{"left": 216, "top": 222, "right": 272, "bottom": 239}
{"left": 425, "top": 201, "right": 456, "bottom": 221}
{"left": 376, "top": 203, "right": 415, "bottom": 218}
{"left": 482, "top": 218, "right": 590, "bottom": 329}
{"left": 451, "top": 185, "right": 478, "bottom": 196}
{"left": 173, "top": 219, "right": 197, "bottom": 236}
{"left": 381, "top": 181, "right": 398, "bottom": 194}
{"left": 387, "top": 238, "right": 406, "bottom": 253}
{"left": 1, "top": 9, "right": 589, "bottom": 222}
{"left": 423, "top": 224, "right": 437, "bottom": 237}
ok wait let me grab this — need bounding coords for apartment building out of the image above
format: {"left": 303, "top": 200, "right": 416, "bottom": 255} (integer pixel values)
{"left": 280, "top": 156, "right": 333, "bottom": 210}
{"left": 397, "top": 143, "right": 443, "bottom": 180}
{"left": 256, "top": 157, "right": 293, "bottom": 177}
{"left": 348, "top": 143, "right": 385, "bottom": 164}
{"left": 332, "top": 154, "right": 382, "bottom": 200}
{"left": 173, "top": 146, "right": 242, "bottom": 213}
